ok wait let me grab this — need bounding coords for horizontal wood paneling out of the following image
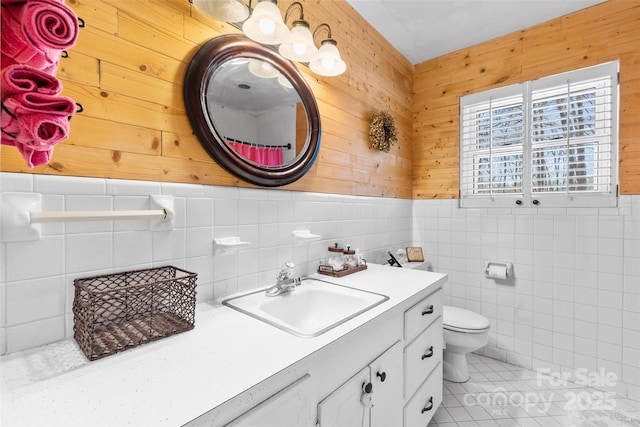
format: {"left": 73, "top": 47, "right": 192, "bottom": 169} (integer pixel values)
{"left": 413, "top": 0, "right": 640, "bottom": 198}
{"left": 1, "top": 0, "right": 414, "bottom": 198}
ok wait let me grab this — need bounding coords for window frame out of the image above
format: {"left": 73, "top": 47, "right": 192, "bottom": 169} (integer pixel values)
{"left": 459, "top": 61, "right": 619, "bottom": 209}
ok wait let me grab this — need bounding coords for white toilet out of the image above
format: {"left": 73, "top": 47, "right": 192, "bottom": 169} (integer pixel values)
{"left": 442, "top": 305, "right": 490, "bottom": 383}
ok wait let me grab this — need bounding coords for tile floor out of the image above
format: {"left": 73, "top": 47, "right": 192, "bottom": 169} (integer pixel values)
{"left": 428, "top": 354, "right": 640, "bottom": 427}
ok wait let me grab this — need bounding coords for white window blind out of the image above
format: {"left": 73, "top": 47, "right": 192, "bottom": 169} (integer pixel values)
{"left": 460, "top": 61, "right": 619, "bottom": 208}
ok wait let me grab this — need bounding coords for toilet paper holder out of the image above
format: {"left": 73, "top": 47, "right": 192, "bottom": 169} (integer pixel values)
{"left": 484, "top": 261, "right": 513, "bottom": 279}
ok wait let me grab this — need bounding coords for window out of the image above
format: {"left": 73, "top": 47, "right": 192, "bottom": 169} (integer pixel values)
{"left": 460, "top": 61, "right": 619, "bottom": 208}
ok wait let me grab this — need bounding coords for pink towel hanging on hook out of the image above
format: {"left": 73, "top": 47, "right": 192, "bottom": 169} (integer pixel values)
{"left": 1, "top": 64, "right": 62, "bottom": 98}
{"left": 1, "top": 92, "right": 75, "bottom": 167}
{"left": 1, "top": 0, "right": 79, "bottom": 72}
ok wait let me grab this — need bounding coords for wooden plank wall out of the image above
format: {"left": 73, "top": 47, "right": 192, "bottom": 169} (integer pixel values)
{"left": 0, "top": 0, "right": 414, "bottom": 198}
{"left": 412, "top": 0, "right": 640, "bottom": 198}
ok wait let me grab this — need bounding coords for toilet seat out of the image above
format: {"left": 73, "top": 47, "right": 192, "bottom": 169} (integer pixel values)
{"left": 443, "top": 306, "right": 490, "bottom": 334}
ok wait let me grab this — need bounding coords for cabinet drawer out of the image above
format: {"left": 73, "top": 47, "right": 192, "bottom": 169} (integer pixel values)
{"left": 404, "top": 288, "right": 442, "bottom": 342}
{"left": 404, "top": 316, "right": 442, "bottom": 398}
{"left": 404, "top": 362, "right": 442, "bottom": 427}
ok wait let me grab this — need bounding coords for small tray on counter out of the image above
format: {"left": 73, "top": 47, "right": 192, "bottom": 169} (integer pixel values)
{"left": 318, "top": 263, "right": 368, "bottom": 277}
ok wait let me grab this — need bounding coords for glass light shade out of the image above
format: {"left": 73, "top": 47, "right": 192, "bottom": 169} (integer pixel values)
{"left": 242, "top": 1, "right": 289, "bottom": 45}
{"left": 309, "top": 40, "right": 346, "bottom": 76}
{"left": 278, "top": 22, "right": 318, "bottom": 63}
{"left": 277, "top": 74, "right": 293, "bottom": 88}
{"left": 248, "top": 59, "right": 279, "bottom": 78}
{"left": 191, "top": 0, "right": 249, "bottom": 23}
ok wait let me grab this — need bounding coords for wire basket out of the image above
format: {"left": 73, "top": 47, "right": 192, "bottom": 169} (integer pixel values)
{"left": 73, "top": 266, "right": 197, "bottom": 361}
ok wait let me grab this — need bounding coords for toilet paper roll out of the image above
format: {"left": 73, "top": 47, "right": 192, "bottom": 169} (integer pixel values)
{"left": 486, "top": 264, "right": 508, "bottom": 279}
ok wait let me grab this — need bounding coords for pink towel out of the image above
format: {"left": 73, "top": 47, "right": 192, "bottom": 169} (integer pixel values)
{"left": 15, "top": 142, "right": 54, "bottom": 168}
{"left": 18, "top": 112, "right": 70, "bottom": 146}
{"left": 1, "top": 63, "right": 62, "bottom": 98}
{"left": 1, "top": 0, "right": 79, "bottom": 71}
{"left": 0, "top": 105, "right": 57, "bottom": 168}
{"left": 0, "top": 0, "right": 64, "bottom": 3}
{"left": 1, "top": 92, "right": 74, "bottom": 167}
{"left": 2, "top": 91, "right": 75, "bottom": 118}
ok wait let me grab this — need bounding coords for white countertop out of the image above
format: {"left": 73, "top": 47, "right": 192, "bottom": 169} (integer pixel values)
{"left": 0, "top": 264, "right": 446, "bottom": 426}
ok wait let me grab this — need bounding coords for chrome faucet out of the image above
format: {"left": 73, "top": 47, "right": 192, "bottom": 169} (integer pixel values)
{"left": 265, "top": 262, "right": 301, "bottom": 297}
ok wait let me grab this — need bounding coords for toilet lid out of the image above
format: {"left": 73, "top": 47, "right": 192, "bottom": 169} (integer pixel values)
{"left": 443, "top": 306, "right": 490, "bottom": 332}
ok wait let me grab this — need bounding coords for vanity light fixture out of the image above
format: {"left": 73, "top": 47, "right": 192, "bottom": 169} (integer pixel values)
{"left": 190, "top": 0, "right": 347, "bottom": 76}
{"left": 191, "top": 0, "right": 249, "bottom": 23}
{"left": 309, "top": 23, "right": 346, "bottom": 76}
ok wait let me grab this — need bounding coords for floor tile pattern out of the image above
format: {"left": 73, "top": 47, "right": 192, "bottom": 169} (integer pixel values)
{"left": 429, "top": 354, "right": 640, "bottom": 427}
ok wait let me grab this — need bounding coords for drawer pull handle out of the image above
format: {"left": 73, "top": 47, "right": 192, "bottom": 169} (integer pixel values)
{"left": 362, "top": 382, "right": 373, "bottom": 394}
{"left": 376, "top": 371, "right": 386, "bottom": 382}
{"left": 421, "top": 397, "right": 434, "bottom": 413}
{"left": 421, "top": 305, "right": 434, "bottom": 315}
{"left": 421, "top": 346, "right": 434, "bottom": 360}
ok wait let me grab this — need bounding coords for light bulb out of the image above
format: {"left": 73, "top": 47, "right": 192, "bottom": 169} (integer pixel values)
{"left": 259, "top": 18, "right": 276, "bottom": 35}
{"left": 322, "top": 57, "right": 335, "bottom": 69}
{"left": 278, "top": 21, "right": 318, "bottom": 62}
{"left": 242, "top": 1, "right": 289, "bottom": 44}
{"left": 292, "top": 42, "right": 307, "bottom": 56}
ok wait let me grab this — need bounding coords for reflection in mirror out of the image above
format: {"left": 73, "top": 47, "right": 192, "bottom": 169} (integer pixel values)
{"left": 184, "top": 34, "right": 321, "bottom": 187}
{"left": 205, "top": 57, "right": 309, "bottom": 168}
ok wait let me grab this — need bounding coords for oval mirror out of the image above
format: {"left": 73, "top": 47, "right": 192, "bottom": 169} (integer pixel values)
{"left": 184, "top": 34, "right": 321, "bottom": 187}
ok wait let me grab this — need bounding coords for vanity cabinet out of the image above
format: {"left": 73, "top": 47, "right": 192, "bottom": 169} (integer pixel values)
{"left": 317, "top": 288, "right": 444, "bottom": 427}
{"left": 186, "top": 273, "right": 445, "bottom": 427}
{"left": 317, "top": 341, "right": 403, "bottom": 427}
{"left": 1, "top": 264, "right": 449, "bottom": 427}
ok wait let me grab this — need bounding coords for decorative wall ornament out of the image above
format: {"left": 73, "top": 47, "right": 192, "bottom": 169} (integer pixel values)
{"left": 368, "top": 110, "right": 398, "bottom": 152}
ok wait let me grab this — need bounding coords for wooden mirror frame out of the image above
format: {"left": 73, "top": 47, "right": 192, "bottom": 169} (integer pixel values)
{"left": 184, "top": 34, "right": 321, "bottom": 187}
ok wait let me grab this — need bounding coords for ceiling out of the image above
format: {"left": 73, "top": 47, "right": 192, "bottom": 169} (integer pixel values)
{"left": 344, "top": 0, "right": 606, "bottom": 65}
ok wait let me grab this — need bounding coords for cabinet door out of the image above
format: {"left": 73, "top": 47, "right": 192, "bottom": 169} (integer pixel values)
{"left": 318, "top": 367, "right": 371, "bottom": 427}
{"left": 225, "top": 375, "right": 313, "bottom": 427}
{"left": 370, "top": 341, "right": 403, "bottom": 427}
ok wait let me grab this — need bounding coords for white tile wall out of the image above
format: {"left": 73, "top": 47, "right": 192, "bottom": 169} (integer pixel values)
{"left": 414, "top": 197, "right": 640, "bottom": 400}
{"left": 0, "top": 172, "right": 413, "bottom": 355}
{"left": 2, "top": 172, "right": 637, "bottom": 401}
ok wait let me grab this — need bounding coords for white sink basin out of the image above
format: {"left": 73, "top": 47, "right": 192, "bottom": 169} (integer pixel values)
{"left": 222, "top": 278, "right": 389, "bottom": 337}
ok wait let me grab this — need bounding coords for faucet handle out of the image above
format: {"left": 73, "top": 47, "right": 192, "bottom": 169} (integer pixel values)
{"left": 276, "top": 262, "right": 294, "bottom": 281}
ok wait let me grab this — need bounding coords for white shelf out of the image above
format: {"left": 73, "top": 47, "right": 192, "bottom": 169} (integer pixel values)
{"left": 213, "top": 237, "right": 250, "bottom": 254}
{"left": 292, "top": 229, "right": 321, "bottom": 243}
